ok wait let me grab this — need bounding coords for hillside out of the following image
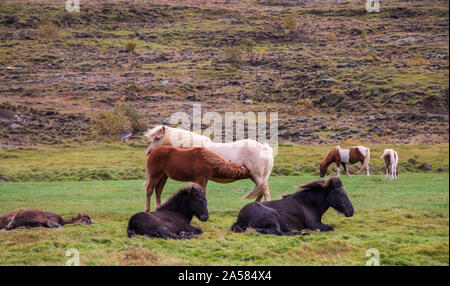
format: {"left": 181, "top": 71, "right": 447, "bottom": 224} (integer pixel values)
{"left": 0, "top": 0, "right": 448, "bottom": 146}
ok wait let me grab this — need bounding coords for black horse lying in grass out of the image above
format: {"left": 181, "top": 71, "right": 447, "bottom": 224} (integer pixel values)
{"left": 0, "top": 209, "right": 92, "bottom": 230}
{"left": 127, "top": 184, "right": 209, "bottom": 239}
{"left": 231, "top": 177, "right": 354, "bottom": 235}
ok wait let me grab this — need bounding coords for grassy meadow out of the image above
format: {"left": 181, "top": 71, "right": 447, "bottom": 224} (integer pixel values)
{"left": 0, "top": 143, "right": 448, "bottom": 181}
{"left": 0, "top": 143, "right": 448, "bottom": 265}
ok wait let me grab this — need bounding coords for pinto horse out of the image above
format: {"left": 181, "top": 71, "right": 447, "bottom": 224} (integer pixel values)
{"left": 144, "top": 145, "right": 251, "bottom": 211}
{"left": 320, "top": 145, "right": 370, "bottom": 177}
{"left": 0, "top": 209, "right": 92, "bottom": 230}
{"left": 144, "top": 125, "right": 274, "bottom": 202}
{"left": 380, "top": 149, "right": 399, "bottom": 179}
{"left": 230, "top": 177, "right": 354, "bottom": 235}
{"left": 128, "top": 184, "right": 209, "bottom": 239}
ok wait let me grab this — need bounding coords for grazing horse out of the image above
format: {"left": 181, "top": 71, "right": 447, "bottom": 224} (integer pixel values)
{"left": 144, "top": 145, "right": 251, "bottom": 211}
{"left": 230, "top": 177, "right": 354, "bottom": 235}
{"left": 320, "top": 145, "right": 370, "bottom": 177}
{"left": 0, "top": 209, "right": 92, "bottom": 230}
{"left": 127, "top": 184, "right": 209, "bottom": 239}
{"left": 380, "top": 149, "right": 399, "bottom": 179}
{"left": 144, "top": 125, "right": 274, "bottom": 202}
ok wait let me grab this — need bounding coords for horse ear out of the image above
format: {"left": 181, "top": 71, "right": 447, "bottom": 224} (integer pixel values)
{"left": 161, "top": 126, "right": 166, "bottom": 133}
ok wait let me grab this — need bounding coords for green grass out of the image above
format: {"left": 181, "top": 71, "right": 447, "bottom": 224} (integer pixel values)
{"left": 0, "top": 174, "right": 448, "bottom": 265}
{"left": 0, "top": 143, "right": 448, "bottom": 181}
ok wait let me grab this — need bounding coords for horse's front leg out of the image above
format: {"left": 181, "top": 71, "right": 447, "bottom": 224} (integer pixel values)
{"left": 197, "top": 179, "right": 208, "bottom": 196}
{"left": 155, "top": 175, "right": 168, "bottom": 209}
{"left": 312, "top": 223, "right": 334, "bottom": 232}
{"left": 336, "top": 162, "right": 341, "bottom": 177}
{"left": 145, "top": 181, "right": 157, "bottom": 212}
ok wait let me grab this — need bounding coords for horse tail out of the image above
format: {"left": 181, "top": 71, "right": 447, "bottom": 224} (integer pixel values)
{"left": 199, "top": 149, "right": 251, "bottom": 179}
{"left": 380, "top": 149, "right": 389, "bottom": 159}
{"left": 357, "top": 147, "right": 370, "bottom": 174}
{"left": 217, "top": 161, "right": 251, "bottom": 179}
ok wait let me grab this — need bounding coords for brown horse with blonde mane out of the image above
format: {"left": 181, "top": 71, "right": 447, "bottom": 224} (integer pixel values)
{"left": 145, "top": 145, "right": 251, "bottom": 211}
{"left": 319, "top": 145, "right": 370, "bottom": 177}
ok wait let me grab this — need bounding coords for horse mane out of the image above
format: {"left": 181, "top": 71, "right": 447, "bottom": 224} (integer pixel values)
{"left": 158, "top": 185, "right": 204, "bottom": 216}
{"left": 321, "top": 147, "right": 338, "bottom": 168}
{"left": 283, "top": 177, "right": 342, "bottom": 199}
{"left": 299, "top": 176, "right": 342, "bottom": 191}
{"left": 145, "top": 125, "right": 211, "bottom": 147}
{"left": 197, "top": 148, "right": 250, "bottom": 179}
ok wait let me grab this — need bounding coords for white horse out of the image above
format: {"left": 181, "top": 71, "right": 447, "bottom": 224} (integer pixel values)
{"left": 144, "top": 125, "right": 274, "bottom": 201}
{"left": 380, "top": 149, "right": 399, "bottom": 179}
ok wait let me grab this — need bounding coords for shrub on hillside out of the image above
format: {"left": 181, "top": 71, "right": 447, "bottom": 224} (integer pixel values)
{"left": 91, "top": 97, "right": 147, "bottom": 142}
{"left": 223, "top": 46, "right": 244, "bottom": 67}
{"left": 38, "top": 24, "right": 58, "bottom": 40}
{"left": 282, "top": 15, "right": 299, "bottom": 33}
{"left": 125, "top": 41, "right": 136, "bottom": 53}
{"left": 91, "top": 110, "right": 130, "bottom": 142}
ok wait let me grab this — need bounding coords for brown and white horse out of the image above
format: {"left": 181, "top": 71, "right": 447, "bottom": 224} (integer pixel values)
{"left": 380, "top": 149, "right": 399, "bottom": 179}
{"left": 319, "top": 145, "right": 370, "bottom": 177}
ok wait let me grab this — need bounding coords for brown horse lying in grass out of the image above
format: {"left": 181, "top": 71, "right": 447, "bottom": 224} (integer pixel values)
{"left": 128, "top": 184, "right": 208, "bottom": 239}
{"left": 0, "top": 209, "right": 92, "bottom": 230}
{"left": 145, "top": 145, "right": 251, "bottom": 211}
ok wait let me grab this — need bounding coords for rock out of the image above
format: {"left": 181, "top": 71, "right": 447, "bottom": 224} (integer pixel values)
{"left": 243, "top": 99, "right": 253, "bottom": 104}
{"left": 347, "top": 88, "right": 361, "bottom": 96}
{"left": 418, "top": 162, "right": 432, "bottom": 171}
{"left": 408, "top": 158, "right": 418, "bottom": 164}
{"left": 437, "top": 166, "right": 448, "bottom": 172}
{"left": 428, "top": 84, "right": 441, "bottom": 90}
{"left": 9, "top": 124, "right": 21, "bottom": 129}
{"left": 185, "top": 94, "right": 197, "bottom": 101}
{"left": 161, "top": 80, "right": 169, "bottom": 85}
{"left": 237, "top": 92, "right": 248, "bottom": 101}
{"left": 337, "top": 63, "right": 356, "bottom": 68}
{"left": 394, "top": 37, "right": 418, "bottom": 46}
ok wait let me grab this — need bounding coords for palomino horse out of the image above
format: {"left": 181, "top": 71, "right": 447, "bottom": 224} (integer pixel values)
{"left": 144, "top": 125, "right": 274, "bottom": 202}
{"left": 128, "top": 184, "right": 209, "bottom": 239}
{"left": 320, "top": 145, "right": 370, "bottom": 177}
{"left": 144, "top": 145, "right": 251, "bottom": 211}
{"left": 380, "top": 149, "right": 399, "bottom": 179}
{"left": 231, "top": 177, "right": 354, "bottom": 235}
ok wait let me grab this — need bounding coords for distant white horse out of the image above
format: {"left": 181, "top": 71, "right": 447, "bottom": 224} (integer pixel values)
{"left": 380, "top": 149, "right": 399, "bottom": 179}
{"left": 144, "top": 125, "right": 274, "bottom": 201}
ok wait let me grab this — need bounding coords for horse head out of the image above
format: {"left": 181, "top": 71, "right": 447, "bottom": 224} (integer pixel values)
{"left": 319, "top": 161, "right": 328, "bottom": 177}
{"left": 324, "top": 177, "right": 354, "bottom": 217}
{"left": 145, "top": 125, "right": 167, "bottom": 155}
{"left": 320, "top": 147, "right": 340, "bottom": 177}
{"left": 187, "top": 184, "right": 209, "bottom": 222}
{"left": 74, "top": 213, "right": 93, "bottom": 225}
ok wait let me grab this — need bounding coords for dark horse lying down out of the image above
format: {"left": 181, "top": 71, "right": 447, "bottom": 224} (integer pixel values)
{"left": 231, "top": 177, "right": 354, "bottom": 235}
{"left": 127, "top": 184, "right": 209, "bottom": 239}
{"left": 0, "top": 209, "right": 92, "bottom": 230}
